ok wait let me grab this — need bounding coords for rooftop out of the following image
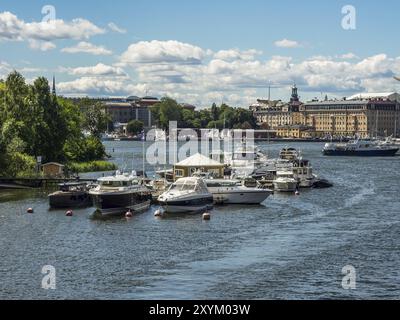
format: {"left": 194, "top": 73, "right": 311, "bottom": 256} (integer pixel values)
{"left": 175, "top": 153, "right": 224, "bottom": 167}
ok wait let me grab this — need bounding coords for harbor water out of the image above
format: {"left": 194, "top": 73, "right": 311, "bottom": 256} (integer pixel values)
{"left": 1, "top": 141, "right": 399, "bottom": 299}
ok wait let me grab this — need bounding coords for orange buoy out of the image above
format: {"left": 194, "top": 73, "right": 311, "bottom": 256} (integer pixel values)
{"left": 66, "top": 210, "right": 73, "bottom": 217}
{"left": 202, "top": 212, "right": 211, "bottom": 221}
{"left": 125, "top": 211, "right": 133, "bottom": 218}
{"left": 27, "top": 208, "right": 34, "bottom": 214}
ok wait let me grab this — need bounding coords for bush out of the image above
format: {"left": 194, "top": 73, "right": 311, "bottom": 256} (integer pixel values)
{"left": 67, "top": 160, "right": 117, "bottom": 173}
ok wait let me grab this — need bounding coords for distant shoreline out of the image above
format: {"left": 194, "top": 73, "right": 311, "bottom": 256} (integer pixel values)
{"left": 102, "top": 137, "right": 348, "bottom": 143}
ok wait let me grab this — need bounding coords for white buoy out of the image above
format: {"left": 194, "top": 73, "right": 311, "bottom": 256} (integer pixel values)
{"left": 65, "top": 210, "right": 73, "bottom": 217}
{"left": 125, "top": 210, "right": 133, "bottom": 218}
{"left": 202, "top": 212, "right": 211, "bottom": 221}
{"left": 154, "top": 209, "right": 164, "bottom": 217}
{"left": 27, "top": 208, "right": 34, "bottom": 214}
{"left": 295, "top": 190, "right": 300, "bottom": 196}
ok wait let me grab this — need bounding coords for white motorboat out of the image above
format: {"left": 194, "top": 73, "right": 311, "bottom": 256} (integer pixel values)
{"left": 292, "top": 158, "right": 317, "bottom": 188}
{"left": 89, "top": 171, "right": 151, "bottom": 216}
{"left": 273, "top": 170, "right": 298, "bottom": 192}
{"left": 279, "top": 147, "right": 300, "bottom": 161}
{"left": 157, "top": 177, "right": 213, "bottom": 213}
{"left": 205, "top": 179, "right": 272, "bottom": 204}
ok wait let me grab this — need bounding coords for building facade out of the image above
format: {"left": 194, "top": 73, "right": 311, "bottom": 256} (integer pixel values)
{"left": 300, "top": 97, "right": 400, "bottom": 138}
{"left": 253, "top": 85, "right": 303, "bottom": 129}
{"left": 252, "top": 88, "right": 400, "bottom": 138}
{"left": 104, "top": 96, "right": 159, "bottom": 128}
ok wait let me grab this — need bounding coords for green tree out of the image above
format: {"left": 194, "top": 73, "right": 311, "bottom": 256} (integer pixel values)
{"left": 79, "top": 99, "right": 109, "bottom": 138}
{"left": 126, "top": 120, "right": 144, "bottom": 135}
{"left": 211, "top": 103, "right": 219, "bottom": 121}
{"left": 151, "top": 97, "right": 182, "bottom": 130}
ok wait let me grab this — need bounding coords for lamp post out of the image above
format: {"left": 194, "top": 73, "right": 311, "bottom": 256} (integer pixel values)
{"left": 394, "top": 77, "right": 400, "bottom": 137}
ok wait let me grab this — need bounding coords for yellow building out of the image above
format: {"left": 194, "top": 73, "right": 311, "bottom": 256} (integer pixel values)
{"left": 276, "top": 125, "right": 315, "bottom": 138}
{"left": 253, "top": 91, "right": 400, "bottom": 139}
{"left": 301, "top": 94, "right": 400, "bottom": 138}
{"left": 173, "top": 153, "right": 225, "bottom": 181}
{"left": 41, "top": 162, "right": 65, "bottom": 178}
{"left": 253, "top": 85, "right": 303, "bottom": 129}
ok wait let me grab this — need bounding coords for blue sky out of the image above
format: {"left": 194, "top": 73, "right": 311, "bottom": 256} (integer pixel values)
{"left": 1, "top": 0, "right": 400, "bottom": 107}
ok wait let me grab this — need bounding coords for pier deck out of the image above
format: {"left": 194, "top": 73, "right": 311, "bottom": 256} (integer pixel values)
{"left": 0, "top": 178, "right": 97, "bottom": 190}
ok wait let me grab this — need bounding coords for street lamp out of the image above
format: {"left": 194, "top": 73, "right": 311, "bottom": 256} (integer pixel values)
{"left": 395, "top": 77, "right": 400, "bottom": 137}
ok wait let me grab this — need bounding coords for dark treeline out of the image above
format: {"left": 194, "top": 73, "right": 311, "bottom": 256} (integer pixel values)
{"left": 0, "top": 71, "right": 109, "bottom": 177}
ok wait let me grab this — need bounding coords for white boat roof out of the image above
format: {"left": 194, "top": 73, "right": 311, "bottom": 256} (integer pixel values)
{"left": 175, "top": 177, "right": 204, "bottom": 184}
{"left": 175, "top": 153, "right": 223, "bottom": 167}
{"left": 277, "top": 171, "right": 293, "bottom": 175}
{"left": 97, "top": 174, "right": 137, "bottom": 182}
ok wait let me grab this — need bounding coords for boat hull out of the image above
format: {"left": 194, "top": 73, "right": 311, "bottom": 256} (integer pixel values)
{"left": 159, "top": 196, "right": 214, "bottom": 213}
{"left": 91, "top": 192, "right": 151, "bottom": 216}
{"left": 323, "top": 148, "right": 399, "bottom": 156}
{"left": 49, "top": 192, "right": 92, "bottom": 208}
{"left": 273, "top": 181, "right": 298, "bottom": 192}
{"left": 211, "top": 190, "right": 271, "bottom": 204}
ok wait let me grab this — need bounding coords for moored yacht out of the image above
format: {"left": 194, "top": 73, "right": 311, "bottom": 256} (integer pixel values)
{"left": 205, "top": 179, "right": 272, "bottom": 204}
{"left": 273, "top": 170, "right": 299, "bottom": 192}
{"left": 89, "top": 171, "right": 151, "bottom": 216}
{"left": 157, "top": 177, "right": 213, "bottom": 213}
{"left": 48, "top": 182, "right": 92, "bottom": 208}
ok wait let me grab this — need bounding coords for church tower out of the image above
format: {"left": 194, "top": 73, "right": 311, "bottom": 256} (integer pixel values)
{"left": 52, "top": 75, "right": 56, "bottom": 95}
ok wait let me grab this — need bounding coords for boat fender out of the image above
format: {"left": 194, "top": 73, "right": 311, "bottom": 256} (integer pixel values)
{"left": 125, "top": 211, "right": 133, "bottom": 218}
{"left": 154, "top": 209, "right": 164, "bottom": 217}
{"left": 65, "top": 210, "right": 73, "bottom": 217}
{"left": 202, "top": 212, "right": 211, "bottom": 221}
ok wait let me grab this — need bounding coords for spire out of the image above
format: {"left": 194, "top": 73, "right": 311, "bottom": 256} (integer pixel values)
{"left": 290, "top": 83, "right": 299, "bottom": 103}
{"left": 52, "top": 75, "right": 56, "bottom": 95}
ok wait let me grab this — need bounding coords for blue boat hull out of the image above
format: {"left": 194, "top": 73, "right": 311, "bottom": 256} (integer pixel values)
{"left": 323, "top": 148, "right": 399, "bottom": 157}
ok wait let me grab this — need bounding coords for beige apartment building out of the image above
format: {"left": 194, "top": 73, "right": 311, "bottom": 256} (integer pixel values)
{"left": 301, "top": 95, "right": 400, "bottom": 138}
{"left": 253, "top": 91, "right": 400, "bottom": 138}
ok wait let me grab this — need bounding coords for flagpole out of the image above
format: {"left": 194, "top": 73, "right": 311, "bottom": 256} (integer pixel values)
{"left": 142, "top": 130, "right": 145, "bottom": 179}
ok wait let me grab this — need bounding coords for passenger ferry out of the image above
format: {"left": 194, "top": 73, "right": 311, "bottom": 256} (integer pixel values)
{"left": 323, "top": 140, "right": 399, "bottom": 157}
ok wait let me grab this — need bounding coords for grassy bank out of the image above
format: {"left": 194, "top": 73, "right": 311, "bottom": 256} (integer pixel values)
{"left": 67, "top": 160, "right": 117, "bottom": 173}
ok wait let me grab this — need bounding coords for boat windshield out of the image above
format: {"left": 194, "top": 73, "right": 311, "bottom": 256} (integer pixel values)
{"left": 100, "top": 180, "right": 132, "bottom": 187}
{"left": 169, "top": 182, "right": 196, "bottom": 192}
{"left": 207, "top": 181, "right": 239, "bottom": 187}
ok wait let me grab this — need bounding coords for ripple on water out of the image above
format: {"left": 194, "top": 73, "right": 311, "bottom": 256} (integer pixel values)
{"left": 1, "top": 142, "right": 400, "bottom": 299}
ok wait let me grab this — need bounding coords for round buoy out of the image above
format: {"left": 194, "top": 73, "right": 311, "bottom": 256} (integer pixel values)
{"left": 154, "top": 209, "right": 164, "bottom": 217}
{"left": 125, "top": 211, "right": 133, "bottom": 218}
{"left": 27, "top": 208, "right": 34, "bottom": 214}
{"left": 295, "top": 190, "right": 300, "bottom": 196}
{"left": 202, "top": 212, "right": 211, "bottom": 221}
{"left": 66, "top": 210, "right": 73, "bottom": 217}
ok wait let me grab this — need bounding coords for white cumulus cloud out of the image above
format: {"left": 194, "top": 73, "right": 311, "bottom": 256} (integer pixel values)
{"left": 108, "top": 22, "right": 126, "bottom": 34}
{"left": 64, "top": 63, "right": 127, "bottom": 77}
{"left": 0, "top": 11, "right": 105, "bottom": 42}
{"left": 120, "top": 40, "right": 206, "bottom": 65}
{"left": 61, "top": 41, "right": 113, "bottom": 55}
{"left": 274, "top": 39, "right": 301, "bottom": 48}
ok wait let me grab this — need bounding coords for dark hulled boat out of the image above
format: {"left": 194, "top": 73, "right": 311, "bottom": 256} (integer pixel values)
{"left": 89, "top": 171, "right": 151, "bottom": 216}
{"left": 48, "top": 182, "right": 92, "bottom": 208}
{"left": 323, "top": 140, "right": 399, "bottom": 157}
